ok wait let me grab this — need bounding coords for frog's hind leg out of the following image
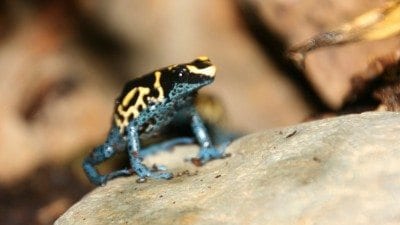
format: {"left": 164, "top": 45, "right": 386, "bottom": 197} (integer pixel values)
{"left": 82, "top": 126, "right": 131, "bottom": 186}
{"left": 139, "top": 137, "right": 194, "bottom": 158}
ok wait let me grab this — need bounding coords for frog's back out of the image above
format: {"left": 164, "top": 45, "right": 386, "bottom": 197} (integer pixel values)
{"left": 113, "top": 70, "right": 168, "bottom": 133}
{"left": 113, "top": 57, "right": 216, "bottom": 135}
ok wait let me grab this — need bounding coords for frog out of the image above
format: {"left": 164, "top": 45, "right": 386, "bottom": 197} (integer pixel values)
{"left": 82, "top": 56, "right": 228, "bottom": 186}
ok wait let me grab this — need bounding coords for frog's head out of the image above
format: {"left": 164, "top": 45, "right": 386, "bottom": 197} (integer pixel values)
{"left": 161, "top": 56, "right": 216, "bottom": 100}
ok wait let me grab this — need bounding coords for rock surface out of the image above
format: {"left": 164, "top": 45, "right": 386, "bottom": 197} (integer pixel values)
{"left": 56, "top": 112, "right": 400, "bottom": 225}
{"left": 251, "top": 0, "right": 399, "bottom": 109}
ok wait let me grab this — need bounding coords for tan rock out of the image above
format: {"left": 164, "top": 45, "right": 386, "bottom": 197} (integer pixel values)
{"left": 249, "top": 0, "right": 400, "bottom": 109}
{"left": 56, "top": 112, "right": 400, "bottom": 225}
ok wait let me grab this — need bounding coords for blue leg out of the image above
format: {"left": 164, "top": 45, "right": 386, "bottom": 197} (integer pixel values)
{"left": 82, "top": 126, "right": 131, "bottom": 186}
{"left": 189, "top": 107, "right": 226, "bottom": 165}
{"left": 139, "top": 137, "right": 194, "bottom": 158}
{"left": 126, "top": 123, "right": 173, "bottom": 181}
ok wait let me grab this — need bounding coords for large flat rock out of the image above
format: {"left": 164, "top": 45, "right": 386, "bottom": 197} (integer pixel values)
{"left": 56, "top": 112, "right": 400, "bottom": 225}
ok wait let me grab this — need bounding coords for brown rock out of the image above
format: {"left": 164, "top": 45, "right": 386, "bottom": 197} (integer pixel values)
{"left": 250, "top": 0, "right": 400, "bottom": 109}
{"left": 56, "top": 112, "right": 400, "bottom": 225}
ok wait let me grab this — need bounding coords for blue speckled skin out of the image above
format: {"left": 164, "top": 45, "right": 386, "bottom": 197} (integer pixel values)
{"left": 82, "top": 58, "right": 227, "bottom": 186}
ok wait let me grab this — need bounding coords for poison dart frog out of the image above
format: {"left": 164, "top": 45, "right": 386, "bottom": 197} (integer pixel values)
{"left": 83, "top": 57, "right": 228, "bottom": 186}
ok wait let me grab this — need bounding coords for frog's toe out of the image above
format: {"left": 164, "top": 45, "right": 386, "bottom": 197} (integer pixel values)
{"left": 202, "top": 147, "right": 224, "bottom": 159}
{"left": 152, "top": 171, "right": 174, "bottom": 180}
{"left": 92, "top": 176, "right": 108, "bottom": 186}
{"left": 192, "top": 147, "right": 226, "bottom": 166}
{"left": 137, "top": 171, "right": 173, "bottom": 182}
{"left": 133, "top": 163, "right": 151, "bottom": 178}
{"left": 104, "top": 169, "right": 133, "bottom": 182}
{"left": 152, "top": 164, "right": 168, "bottom": 171}
{"left": 133, "top": 163, "right": 173, "bottom": 181}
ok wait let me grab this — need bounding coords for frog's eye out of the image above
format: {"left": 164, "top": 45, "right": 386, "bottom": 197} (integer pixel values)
{"left": 178, "top": 67, "right": 189, "bottom": 78}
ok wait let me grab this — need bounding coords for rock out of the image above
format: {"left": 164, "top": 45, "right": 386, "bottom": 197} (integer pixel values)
{"left": 247, "top": 0, "right": 400, "bottom": 109}
{"left": 55, "top": 112, "right": 400, "bottom": 225}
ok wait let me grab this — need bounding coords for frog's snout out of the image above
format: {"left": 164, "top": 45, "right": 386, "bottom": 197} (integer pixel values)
{"left": 202, "top": 65, "right": 216, "bottom": 77}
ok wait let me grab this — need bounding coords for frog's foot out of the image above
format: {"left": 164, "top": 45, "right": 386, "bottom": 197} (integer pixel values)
{"left": 191, "top": 147, "right": 229, "bottom": 166}
{"left": 99, "top": 169, "right": 132, "bottom": 186}
{"left": 132, "top": 162, "right": 173, "bottom": 182}
{"left": 86, "top": 169, "right": 132, "bottom": 186}
{"left": 87, "top": 175, "right": 108, "bottom": 186}
{"left": 83, "top": 154, "right": 133, "bottom": 186}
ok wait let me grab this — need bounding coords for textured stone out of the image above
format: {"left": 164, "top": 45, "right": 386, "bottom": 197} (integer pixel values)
{"left": 250, "top": 0, "right": 399, "bottom": 109}
{"left": 56, "top": 112, "right": 400, "bottom": 225}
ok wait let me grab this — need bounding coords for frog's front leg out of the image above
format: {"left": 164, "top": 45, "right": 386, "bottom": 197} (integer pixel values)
{"left": 189, "top": 107, "right": 225, "bottom": 165}
{"left": 126, "top": 123, "right": 173, "bottom": 181}
{"left": 83, "top": 126, "right": 132, "bottom": 186}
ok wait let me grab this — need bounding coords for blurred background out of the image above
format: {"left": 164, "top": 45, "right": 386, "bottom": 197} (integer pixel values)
{"left": 1, "top": 0, "right": 399, "bottom": 224}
